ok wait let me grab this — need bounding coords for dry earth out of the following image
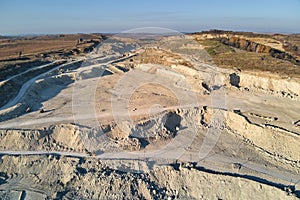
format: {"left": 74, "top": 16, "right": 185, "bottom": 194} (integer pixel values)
{"left": 0, "top": 31, "right": 299, "bottom": 199}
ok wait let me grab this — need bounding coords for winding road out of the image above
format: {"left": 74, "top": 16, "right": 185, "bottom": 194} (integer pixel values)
{"left": 0, "top": 40, "right": 299, "bottom": 196}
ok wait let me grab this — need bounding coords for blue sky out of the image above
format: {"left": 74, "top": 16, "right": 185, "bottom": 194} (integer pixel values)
{"left": 0, "top": 0, "right": 300, "bottom": 35}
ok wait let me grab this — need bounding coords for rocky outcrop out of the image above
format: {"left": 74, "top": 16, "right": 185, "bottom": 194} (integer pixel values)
{"left": 0, "top": 155, "right": 298, "bottom": 199}
{"left": 225, "top": 110, "right": 300, "bottom": 162}
{"left": 0, "top": 124, "right": 86, "bottom": 152}
{"left": 227, "top": 71, "right": 300, "bottom": 99}
{"left": 220, "top": 37, "right": 299, "bottom": 65}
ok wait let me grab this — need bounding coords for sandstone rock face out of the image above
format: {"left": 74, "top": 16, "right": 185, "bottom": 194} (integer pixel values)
{"left": 220, "top": 37, "right": 299, "bottom": 64}
{"left": 153, "top": 166, "right": 299, "bottom": 200}
{"left": 225, "top": 110, "right": 300, "bottom": 162}
{"left": 227, "top": 71, "right": 300, "bottom": 99}
{"left": 0, "top": 155, "right": 298, "bottom": 200}
{"left": 0, "top": 124, "right": 85, "bottom": 152}
{"left": 221, "top": 37, "right": 271, "bottom": 53}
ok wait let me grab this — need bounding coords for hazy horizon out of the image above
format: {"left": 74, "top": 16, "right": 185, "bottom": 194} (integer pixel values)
{"left": 2, "top": 28, "right": 300, "bottom": 37}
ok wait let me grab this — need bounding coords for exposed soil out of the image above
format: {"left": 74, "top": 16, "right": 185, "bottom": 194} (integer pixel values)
{"left": 0, "top": 31, "right": 299, "bottom": 199}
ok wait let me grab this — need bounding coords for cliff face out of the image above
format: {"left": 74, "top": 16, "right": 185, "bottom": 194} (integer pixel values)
{"left": 221, "top": 37, "right": 270, "bottom": 53}
{"left": 220, "top": 37, "right": 299, "bottom": 65}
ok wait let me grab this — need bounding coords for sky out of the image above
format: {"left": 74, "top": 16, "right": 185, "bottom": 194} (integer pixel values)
{"left": 0, "top": 0, "right": 300, "bottom": 35}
